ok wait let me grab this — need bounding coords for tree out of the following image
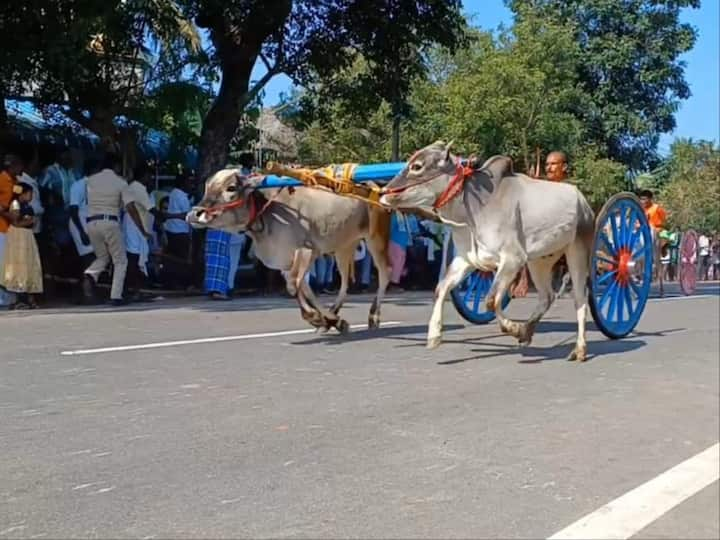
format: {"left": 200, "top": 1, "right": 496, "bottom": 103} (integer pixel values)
{"left": 659, "top": 139, "right": 720, "bottom": 231}
{"left": 507, "top": 0, "right": 699, "bottom": 170}
{"left": 0, "top": 0, "right": 202, "bottom": 162}
{"left": 437, "top": 21, "right": 589, "bottom": 170}
{"left": 572, "top": 148, "right": 629, "bottom": 211}
{"left": 183, "top": 0, "right": 466, "bottom": 177}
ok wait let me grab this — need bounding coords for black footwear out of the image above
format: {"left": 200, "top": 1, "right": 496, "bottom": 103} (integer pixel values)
{"left": 109, "top": 298, "right": 128, "bottom": 307}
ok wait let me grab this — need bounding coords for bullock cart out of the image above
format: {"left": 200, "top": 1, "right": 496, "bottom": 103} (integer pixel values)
{"left": 261, "top": 160, "right": 655, "bottom": 340}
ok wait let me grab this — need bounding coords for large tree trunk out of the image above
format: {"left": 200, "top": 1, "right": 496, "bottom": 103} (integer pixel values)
{"left": 196, "top": 1, "right": 293, "bottom": 180}
{"left": 391, "top": 115, "right": 401, "bottom": 162}
{"left": 198, "top": 65, "right": 251, "bottom": 179}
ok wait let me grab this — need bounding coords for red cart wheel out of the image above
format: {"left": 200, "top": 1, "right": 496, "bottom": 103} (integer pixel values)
{"left": 679, "top": 229, "right": 698, "bottom": 296}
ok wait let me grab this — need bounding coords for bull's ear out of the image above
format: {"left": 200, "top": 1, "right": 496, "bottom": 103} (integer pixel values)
{"left": 444, "top": 140, "right": 454, "bottom": 162}
{"left": 236, "top": 171, "right": 265, "bottom": 191}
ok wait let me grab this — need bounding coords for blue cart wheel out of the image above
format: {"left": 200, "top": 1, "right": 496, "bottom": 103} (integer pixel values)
{"left": 588, "top": 193, "right": 653, "bottom": 339}
{"left": 448, "top": 240, "right": 511, "bottom": 325}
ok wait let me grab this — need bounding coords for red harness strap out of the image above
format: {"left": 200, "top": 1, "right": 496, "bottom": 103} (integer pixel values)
{"left": 433, "top": 161, "right": 474, "bottom": 209}
{"left": 203, "top": 189, "right": 284, "bottom": 229}
{"left": 383, "top": 159, "right": 475, "bottom": 210}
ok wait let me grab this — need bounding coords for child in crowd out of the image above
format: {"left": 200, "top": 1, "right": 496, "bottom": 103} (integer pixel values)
{"left": 0, "top": 183, "right": 43, "bottom": 308}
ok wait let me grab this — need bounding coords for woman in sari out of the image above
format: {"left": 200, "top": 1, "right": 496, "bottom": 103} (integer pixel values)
{"left": 0, "top": 183, "right": 43, "bottom": 308}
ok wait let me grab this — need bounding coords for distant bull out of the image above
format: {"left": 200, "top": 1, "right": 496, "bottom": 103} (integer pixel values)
{"left": 186, "top": 170, "right": 391, "bottom": 333}
{"left": 380, "top": 141, "right": 595, "bottom": 361}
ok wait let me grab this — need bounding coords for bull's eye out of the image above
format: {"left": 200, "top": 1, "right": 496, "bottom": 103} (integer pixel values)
{"left": 226, "top": 185, "right": 238, "bottom": 193}
{"left": 410, "top": 161, "right": 423, "bottom": 172}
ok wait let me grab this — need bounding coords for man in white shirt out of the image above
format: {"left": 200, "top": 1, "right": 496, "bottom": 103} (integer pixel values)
{"left": 698, "top": 232, "right": 710, "bottom": 281}
{"left": 163, "top": 173, "right": 193, "bottom": 288}
{"left": 123, "top": 163, "right": 156, "bottom": 301}
{"left": 69, "top": 160, "right": 97, "bottom": 268}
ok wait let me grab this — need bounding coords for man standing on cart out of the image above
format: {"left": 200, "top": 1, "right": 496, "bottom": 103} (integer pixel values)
{"left": 639, "top": 189, "right": 669, "bottom": 250}
{"left": 510, "top": 150, "right": 570, "bottom": 297}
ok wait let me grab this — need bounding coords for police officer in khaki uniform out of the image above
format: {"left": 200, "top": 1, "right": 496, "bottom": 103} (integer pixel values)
{"left": 82, "top": 154, "right": 150, "bottom": 306}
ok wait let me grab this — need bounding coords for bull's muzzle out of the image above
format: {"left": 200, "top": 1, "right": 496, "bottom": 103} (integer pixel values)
{"left": 186, "top": 206, "right": 212, "bottom": 226}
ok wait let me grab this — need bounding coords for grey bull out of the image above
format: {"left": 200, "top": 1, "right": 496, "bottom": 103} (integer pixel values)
{"left": 380, "top": 141, "right": 596, "bottom": 361}
{"left": 186, "top": 169, "right": 391, "bottom": 333}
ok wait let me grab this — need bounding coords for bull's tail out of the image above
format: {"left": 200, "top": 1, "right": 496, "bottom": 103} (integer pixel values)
{"left": 574, "top": 192, "right": 596, "bottom": 297}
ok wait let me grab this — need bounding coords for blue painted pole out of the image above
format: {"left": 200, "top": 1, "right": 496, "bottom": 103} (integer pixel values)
{"left": 256, "top": 162, "right": 407, "bottom": 190}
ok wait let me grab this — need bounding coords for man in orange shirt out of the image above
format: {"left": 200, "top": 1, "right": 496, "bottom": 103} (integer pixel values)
{"left": 0, "top": 154, "right": 23, "bottom": 306}
{"left": 639, "top": 189, "right": 667, "bottom": 231}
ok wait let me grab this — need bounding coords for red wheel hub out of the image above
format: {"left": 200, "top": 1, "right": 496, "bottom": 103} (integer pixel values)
{"left": 616, "top": 249, "right": 632, "bottom": 285}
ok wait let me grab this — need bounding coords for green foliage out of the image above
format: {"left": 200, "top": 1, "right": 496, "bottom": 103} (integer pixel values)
{"left": 296, "top": 103, "right": 393, "bottom": 165}
{"left": 507, "top": 0, "right": 699, "bottom": 170}
{"left": 572, "top": 148, "right": 629, "bottom": 211}
{"left": 438, "top": 21, "right": 588, "bottom": 168}
{"left": 659, "top": 139, "right": 720, "bottom": 231}
{"left": 1, "top": 0, "right": 202, "bottom": 145}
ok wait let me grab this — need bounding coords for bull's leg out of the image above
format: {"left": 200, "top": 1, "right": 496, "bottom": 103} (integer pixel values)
{"left": 565, "top": 238, "right": 591, "bottom": 362}
{"left": 488, "top": 253, "right": 527, "bottom": 341}
{"left": 286, "top": 249, "right": 325, "bottom": 327}
{"left": 366, "top": 232, "right": 391, "bottom": 330}
{"left": 427, "top": 256, "right": 472, "bottom": 349}
{"left": 512, "top": 257, "right": 559, "bottom": 346}
{"left": 329, "top": 245, "right": 356, "bottom": 317}
{"left": 299, "top": 280, "right": 350, "bottom": 334}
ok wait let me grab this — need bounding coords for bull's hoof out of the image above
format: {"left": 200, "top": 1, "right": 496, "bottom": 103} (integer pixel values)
{"left": 368, "top": 316, "right": 380, "bottom": 330}
{"left": 335, "top": 319, "right": 350, "bottom": 335}
{"left": 566, "top": 346, "right": 587, "bottom": 362}
{"left": 427, "top": 336, "right": 442, "bottom": 350}
{"left": 516, "top": 322, "right": 536, "bottom": 347}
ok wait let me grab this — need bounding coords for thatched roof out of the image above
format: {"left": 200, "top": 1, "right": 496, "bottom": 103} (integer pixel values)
{"left": 257, "top": 108, "right": 299, "bottom": 159}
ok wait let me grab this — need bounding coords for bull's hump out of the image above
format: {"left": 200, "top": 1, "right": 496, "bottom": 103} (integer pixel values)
{"left": 480, "top": 155, "right": 514, "bottom": 178}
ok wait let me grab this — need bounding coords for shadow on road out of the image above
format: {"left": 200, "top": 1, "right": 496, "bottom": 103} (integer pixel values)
{"left": 288, "top": 324, "right": 465, "bottom": 346}
{"left": 430, "top": 337, "right": 648, "bottom": 365}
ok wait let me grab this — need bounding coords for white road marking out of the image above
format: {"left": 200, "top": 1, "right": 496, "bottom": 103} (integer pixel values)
{"left": 60, "top": 321, "right": 404, "bottom": 356}
{"left": 547, "top": 442, "right": 720, "bottom": 540}
{"left": 650, "top": 294, "right": 717, "bottom": 302}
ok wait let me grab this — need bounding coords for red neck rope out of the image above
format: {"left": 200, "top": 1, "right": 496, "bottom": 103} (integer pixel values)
{"left": 383, "top": 158, "right": 475, "bottom": 209}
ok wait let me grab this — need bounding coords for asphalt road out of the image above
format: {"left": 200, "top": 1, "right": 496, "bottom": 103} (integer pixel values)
{"left": 1, "top": 283, "right": 718, "bottom": 539}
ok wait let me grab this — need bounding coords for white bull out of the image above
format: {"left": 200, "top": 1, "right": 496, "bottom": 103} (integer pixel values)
{"left": 380, "top": 141, "right": 596, "bottom": 361}
{"left": 186, "top": 170, "right": 391, "bottom": 333}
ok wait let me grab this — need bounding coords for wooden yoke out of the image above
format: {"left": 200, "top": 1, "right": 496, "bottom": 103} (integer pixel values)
{"left": 263, "top": 162, "right": 384, "bottom": 207}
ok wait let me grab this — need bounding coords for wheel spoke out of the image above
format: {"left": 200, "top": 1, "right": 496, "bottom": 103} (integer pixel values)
{"left": 598, "top": 270, "right": 617, "bottom": 285}
{"left": 596, "top": 254, "right": 617, "bottom": 267}
{"left": 608, "top": 280, "right": 620, "bottom": 322}
{"left": 631, "top": 244, "right": 648, "bottom": 261}
{"left": 472, "top": 274, "right": 482, "bottom": 312}
{"left": 618, "top": 205, "right": 628, "bottom": 249}
{"left": 629, "top": 276, "right": 642, "bottom": 298}
{"left": 626, "top": 212, "right": 642, "bottom": 251}
{"left": 623, "top": 284, "right": 634, "bottom": 318}
{"left": 598, "top": 279, "right": 617, "bottom": 311}
{"left": 598, "top": 231, "right": 616, "bottom": 256}
{"left": 609, "top": 214, "right": 620, "bottom": 250}
{"left": 462, "top": 273, "right": 477, "bottom": 303}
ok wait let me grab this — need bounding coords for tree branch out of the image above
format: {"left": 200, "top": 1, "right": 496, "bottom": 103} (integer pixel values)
{"left": 243, "top": 66, "right": 279, "bottom": 109}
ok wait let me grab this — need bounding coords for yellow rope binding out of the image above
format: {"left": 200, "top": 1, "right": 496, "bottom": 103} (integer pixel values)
{"left": 262, "top": 161, "right": 384, "bottom": 207}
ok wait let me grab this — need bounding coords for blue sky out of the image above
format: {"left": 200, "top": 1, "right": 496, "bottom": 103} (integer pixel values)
{"left": 253, "top": 0, "right": 719, "bottom": 152}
